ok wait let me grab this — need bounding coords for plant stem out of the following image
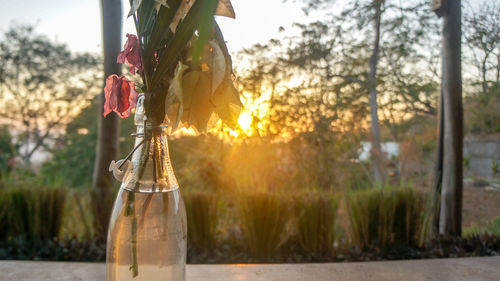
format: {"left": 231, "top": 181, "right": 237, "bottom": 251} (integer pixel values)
{"left": 139, "top": 194, "right": 153, "bottom": 229}
{"left": 130, "top": 210, "right": 139, "bottom": 278}
{"left": 161, "top": 193, "right": 169, "bottom": 241}
{"left": 124, "top": 136, "right": 150, "bottom": 278}
{"left": 125, "top": 191, "right": 135, "bottom": 217}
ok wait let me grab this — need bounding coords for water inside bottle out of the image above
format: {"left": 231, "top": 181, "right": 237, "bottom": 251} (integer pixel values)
{"left": 106, "top": 188, "right": 187, "bottom": 281}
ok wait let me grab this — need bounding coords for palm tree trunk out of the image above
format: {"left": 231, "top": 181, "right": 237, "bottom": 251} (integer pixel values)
{"left": 92, "top": 0, "right": 122, "bottom": 239}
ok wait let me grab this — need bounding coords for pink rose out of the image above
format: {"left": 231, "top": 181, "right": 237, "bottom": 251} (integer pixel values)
{"left": 104, "top": 74, "right": 138, "bottom": 118}
{"left": 117, "top": 34, "right": 143, "bottom": 74}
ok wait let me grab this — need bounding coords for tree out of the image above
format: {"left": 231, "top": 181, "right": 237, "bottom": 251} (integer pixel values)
{"left": 0, "top": 126, "right": 18, "bottom": 179}
{"left": 366, "top": 0, "right": 385, "bottom": 184}
{"left": 236, "top": 24, "right": 371, "bottom": 187}
{"left": 40, "top": 97, "right": 135, "bottom": 189}
{"left": 463, "top": 0, "right": 500, "bottom": 93}
{"left": 434, "top": 0, "right": 463, "bottom": 236}
{"left": 462, "top": 0, "right": 500, "bottom": 135}
{"left": 92, "top": 0, "right": 122, "bottom": 239}
{"left": 286, "top": 0, "right": 438, "bottom": 184}
{"left": 0, "top": 25, "right": 100, "bottom": 169}
{"left": 235, "top": 41, "right": 290, "bottom": 137}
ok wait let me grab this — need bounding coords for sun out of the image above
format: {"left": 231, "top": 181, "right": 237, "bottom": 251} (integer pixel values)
{"left": 238, "top": 111, "right": 253, "bottom": 131}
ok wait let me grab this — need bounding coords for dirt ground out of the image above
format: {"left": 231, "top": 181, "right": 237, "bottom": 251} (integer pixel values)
{"left": 462, "top": 181, "right": 500, "bottom": 228}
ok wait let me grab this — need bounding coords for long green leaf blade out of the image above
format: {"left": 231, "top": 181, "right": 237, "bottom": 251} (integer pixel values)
{"left": 151, "top": 0, "right": 219, "bottom": 88}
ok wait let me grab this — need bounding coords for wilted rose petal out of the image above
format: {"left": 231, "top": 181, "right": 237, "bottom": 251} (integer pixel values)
{"left": 117, "top": 34, "right": 143, "bottom": 75}
{"left": 104, "top": 74, "right": 138, "bottom": 118}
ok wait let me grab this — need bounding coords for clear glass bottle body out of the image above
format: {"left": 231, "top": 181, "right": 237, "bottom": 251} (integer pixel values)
{"left": 106, "top": 94, "right": 187, "bottom": 281}
{"left": 106, "top": 188, "right": 186, "bottom": 281}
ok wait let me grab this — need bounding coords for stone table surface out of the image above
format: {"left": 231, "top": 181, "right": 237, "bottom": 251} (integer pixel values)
{"left": 1, "top": 256, "right": 499, "bottom": 281}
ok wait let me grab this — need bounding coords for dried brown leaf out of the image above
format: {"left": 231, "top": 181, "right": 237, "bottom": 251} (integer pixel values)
{"left": 211, "top": 76, "right": 242, "bottom": 128}
{"left": 169, "top": 0, "right": 195, "bottom": 32}
{"left": 166, "top": 61, "right": 188, "bottom": 130}
{"left": 202, "top": 40, "right": 226, "bottom": 95}
{"left": 215, "top": 0, "right": 235, "bottom": 19}
{"left": 181, "top": 70, "right": 215, "bottom": 132}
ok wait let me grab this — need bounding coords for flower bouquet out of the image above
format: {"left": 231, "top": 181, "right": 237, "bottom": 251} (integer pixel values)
{"left": 104, "top": 0, "right": 241, "bottom": 130}
{"left": 103, "top": 1, "right": 241, "bottom": 280}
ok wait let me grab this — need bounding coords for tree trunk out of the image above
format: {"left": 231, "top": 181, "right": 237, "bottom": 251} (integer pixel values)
{"left": 433, "top": 79, "right": 444, "bottom": 233}
{"left": 481, "top": 57, "right": 488, "bottom": 94}
{"left": 92, "top": 0, "right": 122, "bottom": 239}
{"left": 439, "top": 0, "right": 463, "bottom": 236}
{"left": 496, "top": 55, "right": 499, "bottom": 83}
{"left": 23, "top": 124, "right": 31, "bottom": 169}
{"left": 368, "top": 0, "right": 385, "bottom": 185}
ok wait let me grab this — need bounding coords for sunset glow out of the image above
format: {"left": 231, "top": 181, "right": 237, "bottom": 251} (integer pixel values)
{"left": 237, "top": 111, "right": 252, "bottom": 131}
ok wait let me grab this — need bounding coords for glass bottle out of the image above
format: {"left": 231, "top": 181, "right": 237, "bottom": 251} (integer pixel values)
{"left": 106, "top": 95, "right": 187, "bottom": 281}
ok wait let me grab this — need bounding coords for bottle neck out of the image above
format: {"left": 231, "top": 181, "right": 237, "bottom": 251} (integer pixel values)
{"left": 121, "top": 122, "right": 178, "bottom": 193}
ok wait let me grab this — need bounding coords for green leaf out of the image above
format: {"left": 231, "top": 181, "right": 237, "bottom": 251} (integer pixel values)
{"left": 155, "top": 0, "right": 169, "bottom": 8}
{"left": 189, "top": 15, "right": 215, "bottom": 66}
{"left": 151, "top": 0, "right": 219, "bottom": 88}
{"left": 143, "top": 0, "right": 182, "bottom": 67}
{"left": 128, "top": 0, "right": 143, "bottom": 17}
{"left": 137, "top": 0, "right": 157, "bottom": 39}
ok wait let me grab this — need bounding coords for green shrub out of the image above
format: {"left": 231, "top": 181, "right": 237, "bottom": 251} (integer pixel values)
{"left": 464, "top": 217, "right": 500, "bottom": 237}
{"left": 61, "top": 190, "right": 93, "bottom": 239}
{"left": 392, "top": 188, "right": 432, "bottom": 246}
{"left": 0, "top": 190, "right": 10, "bottom": 240}
{"left": 183, "top": 189, "right": 219, "bottom": 250}
{"left": 236, "top": 188, "right": 291, "bottom": 258}
{"left": 4, "top": 186, "right": 67, "bottom": 240}
{"left": 8, "top": 188, "right": 35, "bottom": 238}
{"left": 347, "top": 186, "right": 431, "bottom": 249}
{"left": 293, "top": 190, "right": 339, "bottom": 254}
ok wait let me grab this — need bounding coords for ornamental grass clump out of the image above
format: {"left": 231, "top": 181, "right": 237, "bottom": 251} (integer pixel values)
{"left": 7, "top": 186, "right": 67, "bottom": 240}
{"left": 392, "top": 187, "right": 432, "bottom": 247}
{"left": 183, "top": 189, "right": 219, "bottom": 250}
{"left": 0, "top": 190, "right": 10, "bottom": 240}
{"left": 62, "top": 191, "right": 93, "bottom": 240}
{"left": 236, "top": 186, "right": 291, "bottom": 258}
{"left": 293, "top": 190, "right": 340, "bottom": 254}
{"left": 347, "top": 185, "right": 431, "bottom": 249}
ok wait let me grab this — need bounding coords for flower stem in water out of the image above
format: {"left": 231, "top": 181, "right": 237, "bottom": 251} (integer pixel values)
{"left": 126, "top": 138, "right": 150, "bottom": 277}
{"left": 130, "top": 210, "right": 139, "bottom": 278}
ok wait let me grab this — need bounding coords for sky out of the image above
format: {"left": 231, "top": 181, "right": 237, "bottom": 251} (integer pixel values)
{"left": 1, "top": 0, "right": 311, "bottom": 56}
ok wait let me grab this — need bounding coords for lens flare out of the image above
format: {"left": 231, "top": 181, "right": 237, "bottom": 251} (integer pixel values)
{"left": 238, "top": 111, "right": 253, "bottom": 131}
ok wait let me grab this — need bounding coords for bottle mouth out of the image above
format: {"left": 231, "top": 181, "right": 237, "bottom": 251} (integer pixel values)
{"left": 133, "top": 122, "right": 169, "bottom": 139}
{"left": 121, "top": 185, "right": 179, "bottom": 193}
{"left": 138, "top": 124, "right": 169, "bottom": 129}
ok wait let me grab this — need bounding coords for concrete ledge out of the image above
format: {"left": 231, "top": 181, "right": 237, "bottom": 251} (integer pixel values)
{"left": 1, "top": 256, "right": 499, "bottom": 281}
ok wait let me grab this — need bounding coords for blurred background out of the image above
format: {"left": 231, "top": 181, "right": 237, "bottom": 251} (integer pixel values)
{"left": 0, "top": 0, "right": 499, "bottom": 263}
